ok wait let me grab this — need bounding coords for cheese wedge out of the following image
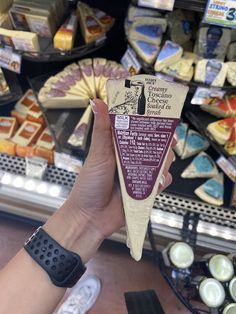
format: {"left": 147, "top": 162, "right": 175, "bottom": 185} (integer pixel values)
{"left": 154, "top": 41, "right": 183, "bottom": 72}
{"left": 227, "top": 42, "right": 236, "bottom": 61}
{"left": 207, "top": 117, "right": 236, "bottom": 145}
{"left": 11, "top": 110, "right": 26, "bottom": 125}
{"left": 93, "top": 58, "right": 107, "bottom": 92}
{"left": 92, "top": 7, "right": 114, "bottom": 32}
{"left": 107, "top": 74, "right": 189, "bottom": 261}
{"left": 98, "top": 60, "right": 119, "bottom": 92}
{"left": 54, "top": 12, "right": 78, "bottom": 50}
{"left": 173, "top": 122, "right": 188, "bottom": 157}
{"left": 77, "top": 1, "right": 104, "bottom": 44}
{"left": 201, "top": 97, "right": 230, "bottom": 118}
{"left": 226, "top": 62, "right": 236, "bottom": 86}
{"left": 194, "top": 59, "right": 228, "bottom": 87}
{"left": 67, "top": 106, "right": 92, "bottom": 150}
{"left": 129, "top": 17, "right": 163, "bottom": 46}
{"left": 36, "top": 128, "right": 55, "bottom": 150}
{"left": 226, "top": 95, "right": 236, "bottom": 116}
{"left": 38, "top": 87, "right": 89, "bottom": 109}
{"left": 12, "top": 121, "right": 42, "bottom": 146}
{"left": 0, "top": 139, "right": 16, "bottom": 156}
{"left": 15, "top": 89, "right": 37, "bottom": 115}
{"left": 181, "top": 129, "right": 209, "bottom": 159}
{"left": 181, "top": 152, "right": 218, "bottom": 179}
{"left": 0, "top": 68, "right": 10, "bottom": 96}
{"left": 225, "top": 124, "right": 236, "bottom": 155}
{"left": 78, "top": 58, "right": 96, "bottom": 98}
{"left": 128, "top": 39, "right": 159, "bottom": 65}
{"left": 127, "top": 5, "right": 162, "bottom": 23}
{"left": 0, "top": 117, "right": 17, "bottom": 139}
{"left": 195, "top": 173, "right": 224, "bottom": 206}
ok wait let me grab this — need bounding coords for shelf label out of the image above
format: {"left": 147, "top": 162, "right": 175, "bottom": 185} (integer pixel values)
{"left": 121, "top": 46, "right": 141, "bottom": 75}
{"left": 0, "top": 47, "right": 21, "bottom": 73}
{"left": 191, "top": 87, "right": 225, "bottom": 105}
{"left": 216, "top": 155, "right": 236, "bottom": 181}
{"left": 204, "top": 0, "right": 236, "bottom": 28}
{"left": 138, "top": 0, "right": 175, "bottom": 11}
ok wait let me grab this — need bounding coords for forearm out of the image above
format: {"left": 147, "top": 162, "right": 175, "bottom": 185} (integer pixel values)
{"left": 0, "top": 201, "right": 103, "bottom": 314}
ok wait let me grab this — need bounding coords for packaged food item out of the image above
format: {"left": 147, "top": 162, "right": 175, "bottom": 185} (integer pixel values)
{"left": 0, "top": 117, "right": 17, "bottom": 139}
{"left": 181, "top": 152, "right": 218, "bottom": 179}
{"left": 25, "top": 156, "right": 47, "bottom": 179}
{"left": 154, "top": 41, "right": 183, "bottom": 72}
{"left": 127, "top": 5, "right": 162, "bottom": 23}
{"left": 225, "top": 124, "right": 236, "bottom": 155}
{"left": 207, "top": 117, "right": 236, "bottom": 145}
{"left": 34, "top": 146, "right": 54, "bottom": 164}
{"left": 92, "top": 7, "right": 114, "bottom": 32}
{"left": 198, "top": 278, "right": 225, "bottom": 308}
{"left": 181, "top": 129, "right": 209, "bottom": 159}
{"left": 226, "top": 62, "right": 236, "bottom": 86}
{"left": 16, "top": 144, "right": 35, "bottom": 158}
{"left": 195, "top": 173, "right": 224, "bottom": 206}
{"left": 173, "top": 122, "right": 188, "bottom": 157}
{"left": 12, "top": 121, "right": 42, "bottom": 146}
{"left": 15, "top": 89, "right": 37, "bottom": 114}
{"left": 107, "top": 74, "right": 189, "bottom": 260}
{"left": 11, "top": 110, "right": 26, "bottom": 125}
{"left": 128, "top": 39, "right": 159, "bottom": 65}
{"left": 0, "top": 68, "right": 10, "bottom": 96}
{"left": 36, "top": 128, "right": 55, "bottom": 150}
{"left": 201, "top": 97, "right": 230, "bottom": 118}
{"left": 195, "top": 59, "right": 228, "bottom": 87}
{"left": 0, "top": 139, "right": 16, "bottom": 155}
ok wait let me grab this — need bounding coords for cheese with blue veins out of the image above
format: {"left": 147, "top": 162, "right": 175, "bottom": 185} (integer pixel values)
{"left": 173, "top": 122, "right": 188, "bottom": 157}
{"left": 195, "top": 173, "right": 223, "bottom": 206}
{"left": 154, "top": 41, "right": 183, "bottom": 72}
{"left": 129, "top": 39, "right": 159, "bottom": 64}
{"left": 181, "top": 152, "right": 218, "bottom": 179}
{"left": 181, "top": 129, "right": 209, "bottom": 160}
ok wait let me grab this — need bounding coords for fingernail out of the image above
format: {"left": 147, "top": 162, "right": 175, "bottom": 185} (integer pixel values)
{"left": 173, "top": 154, "right": 176, "bottom": 162}
{"left": 90, "top": 99, "right": 98, "bottom": 114}
{"left": 160, "top": 174, "right": 165, "bottom": 187}
{"left": 173, "top": 132, "right": 178, "bottom": 142}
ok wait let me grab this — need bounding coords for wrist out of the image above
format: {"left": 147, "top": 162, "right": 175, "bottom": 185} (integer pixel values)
{"left": 43, "top": 201, "right": 104, "bottom": 263}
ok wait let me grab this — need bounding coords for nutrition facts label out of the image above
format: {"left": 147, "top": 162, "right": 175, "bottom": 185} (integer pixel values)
{"left": 110, "top": 114, "right": 178, "bottom": 200}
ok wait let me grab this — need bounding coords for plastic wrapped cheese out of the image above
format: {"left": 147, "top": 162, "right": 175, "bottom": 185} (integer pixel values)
{"left": 207, "top": 117, "right": 236, "bottom": 145}
{"left": 201, "top": 98, "right": 230, "bottom": 118}
{"left": 181, "top": 129, "right": 209, "bottom": 159}
{"left": 173, "top": 122, "right": 188, "bottom": 157}
{"left": 225, "top": 124, "right": 236, "bottom": 155}
{"left": 0, "top": 117, "right": 17, "bottom": 139}
{"left": 154, "top": 41, "right": 183, "bottom": 72}
{"left": 128, "top": 39, "right": 159, "bottom": 65}
{"left": 226, "top": 62, "right": 236, "bottom": 86}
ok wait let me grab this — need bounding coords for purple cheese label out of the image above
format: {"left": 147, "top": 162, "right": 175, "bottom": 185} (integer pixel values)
{"left": 110, "top": 114, "right": 179, "bottom": 200}
{"left": 93, "top": 64, "right": 105, "bottom": 77}
{"left": 80, "top": 65, "right": 92, "bottom": 76}
{"left": 70, "top": 68, "right": 82, "bottom": 81}
{"left": 48, "top": 88, "right": 65, "bottom": 97}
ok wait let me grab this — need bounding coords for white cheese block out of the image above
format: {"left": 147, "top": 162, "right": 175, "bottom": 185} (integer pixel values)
{"left": 195, "top": 173, "right": 224, "bottom": 206}
{"left": 227, "top": 42, "right": 236, "bottom": 61}
{"left": 207, "top": 117, "right": 235, "bottom": 145}
{"left": 128, "top": 38, "right": 159, "bottom": 65}
{"left": 78, "top": 58, "right": 96, "bottom": 98}
{"left": 127, "top": 5, "right": 162, "bottom": 23}
{"left": 197, "top": 26, "right": 231, "bottom": 60}
{"left": 154, "top": 41, "right": 183, "bottom": 72}
{"left": 38, "top": 87, "right": 89, "bottom": 109}
{"left": 36, "top": 128, "right": 55, "bottom": 150}
{"left": 194, "top": 59, "right": 228, "bottom": 87}
{"left": 181, "top": 152, "right": 218, "bottom": 179}
{"left": 67, "top": 106, "right": 92, "bottom": 150}
{"left": 93, "top": 58, "right": 107, "bottom": 93}
{"left": 227, "top": 62, "right": 236, "bottom": 86}
{"left": 173, "top": 122, "right": 188, "bottom": 157}
{"left": 181, "top": 129, "right": 209, "bottom": 160}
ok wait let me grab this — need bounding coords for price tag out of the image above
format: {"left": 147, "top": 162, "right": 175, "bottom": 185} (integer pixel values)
{"left": 216, "top": 155, "right": 236, "bottom": 181}
{"left": 191, "top": 87, "right": 225, "bottom": 105}
{"left": 204, "top": 0, "right": 236, "bottom": 28}
{"left": 0, "top": 46, "right": 21, "bottom": 73}
{"left": 121, "top": 46, "right": 141, "bottom": 75}
{"left": 138, "top": 0, "right": 175, "bottom": 11}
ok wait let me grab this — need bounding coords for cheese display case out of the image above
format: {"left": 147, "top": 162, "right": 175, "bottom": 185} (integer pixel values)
{"left": 0, "top": 0, "right": 236, "bottom": 312}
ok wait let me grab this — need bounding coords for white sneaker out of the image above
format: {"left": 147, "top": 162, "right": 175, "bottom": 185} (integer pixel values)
{"left": 56, "top": 275, "right": 102, "bottom": 314}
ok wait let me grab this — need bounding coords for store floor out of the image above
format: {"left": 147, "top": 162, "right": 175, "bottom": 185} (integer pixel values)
{"left": 0, "top": 216, "right": 190, "bottom": 314}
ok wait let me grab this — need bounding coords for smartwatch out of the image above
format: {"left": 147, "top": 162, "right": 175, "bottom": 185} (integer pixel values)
{"left": 24, "top": 227, "right": 86, "bottom": 288}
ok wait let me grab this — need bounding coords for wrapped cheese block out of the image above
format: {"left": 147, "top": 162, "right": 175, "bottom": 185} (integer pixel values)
{"left": 194, "top": 59, "right": 228, "bottom": 87}
{"left": 16, "top": 144, "right": 35, "bottom": 158}
{"left": 127, "top": 5, "right": 162, "bottom": 23}
{"left": 181, "top": 152, "right": 218, "bottom": 179}
{"left": 226, "top": 62, "right": 236, "bottom": 86}
{"left": 195, "top": 173, "right": 224, "bottom": 206}
{"left": 67, "top": 106, "right": 92, "bottom": 150}
{"left": 128, "top": 39, "right": 160, "bottom": 65}
{"left": 207, "top": 117, "right": 236, "bottom": 145}
{"left": 36, "top": 128, "right": 55, "bottom": 150}
{"left": 92, "top": 7, "right": 114, "bottom": 32}
{"left": 0, "top": 117, "right": 17, "bottom": 139}
{"left": 227, "top": 42, "right": 236, "bottom": 61}
{"left": 0, "top": 139, "right": 16, "bottom": 156}
{"left": 181, "top": 129, "right": 209, "bottom": 160}
{"left": 34, "top": 146, "right": 54, "bottom": 164}
{"left": 0, "top": 68, "right": 10, "bottom": 96}
{"left": 11, "top": 110, "right": 26, "bottom": 125}
{"left": 54, "top": 12, "right": 78, "bottom": 50}
{"left": 225, "top": 124, "right": 236, "bottom": 155}
{"left": 27, "top": 103, "right": 45, "bottom": 126}
{"left": 15, "top": 89, "right": 37, "bottom": 114}
{"left": 201, "top": 97, "right": 231, "bottom": 118}
{"left": 78, "top": 58, "right": 96, "bottom": 98}
{"left": 93, "top": 58, "right": 107, "bottom": 92}
{"left": 173, "top": 122, "right": 188, "bottom": 157}
{"left": 107, "top": 74, "right": 188, "bottom": 260}
{"left": 154, "top": 41, "right": 183, "bottom": 72}
{"left": 12, "top": 121, "right": 42, "bottom": 146}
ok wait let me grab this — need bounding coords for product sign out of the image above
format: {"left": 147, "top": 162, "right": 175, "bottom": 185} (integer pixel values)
{"left": 0, "top": 47, "right": 21, "bottom": 73}
{"left": 191, "top": 87, "right": 226, "bottom": 105}
{"left": 204, "top": 0, "right": 236, "bottom": 28}
{"left": 138, "top": 0, "right": 175, "bottom": 11}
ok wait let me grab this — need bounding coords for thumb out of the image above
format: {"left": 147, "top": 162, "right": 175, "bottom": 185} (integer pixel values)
{"left": 89, "top": 99, "right": 114, "bottom": 160}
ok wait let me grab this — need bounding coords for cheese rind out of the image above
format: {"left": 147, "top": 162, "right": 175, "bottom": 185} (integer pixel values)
{"left": 154, "top": 41, "right": 183, "bottom": 72}
{"left": 181, "top": 129, "right": 209, "bottom": 160}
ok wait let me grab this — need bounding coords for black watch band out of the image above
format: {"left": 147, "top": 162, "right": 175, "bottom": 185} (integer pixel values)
{"left": 24, "top": 227, "right": 86, "bottom": 288}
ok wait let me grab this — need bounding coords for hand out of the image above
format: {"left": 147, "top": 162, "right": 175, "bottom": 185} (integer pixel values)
{"left": 66, "top": 99, "right": 176, "bottom": 240}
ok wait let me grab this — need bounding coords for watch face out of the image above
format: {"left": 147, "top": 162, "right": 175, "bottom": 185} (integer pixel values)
{"left": 223, "top": 303, "right": 236, "bottom": 314}
{"left": 209, "top": 255, "right": 234, "bottom": 282}
{"left": 199, "top": 278, "right": 225, "bottom": 308}
{"left": 229, "top": 277, "right": 236, "bottom": 302}
{"left": 169, "top": 242, "right": 194, "bottom": 269}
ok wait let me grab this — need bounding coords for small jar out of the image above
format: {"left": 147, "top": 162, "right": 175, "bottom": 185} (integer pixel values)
{"left": 168, "top": 242, "right": 194, "bottom": 269}
{"left": 198, "top": 277, "right": 226, "bottom": 309}
{"left": 222, "top": 302, "right": 236, "bottom": 314}
{"left": 228, "top": 277, "right": 236, "bottom": 302}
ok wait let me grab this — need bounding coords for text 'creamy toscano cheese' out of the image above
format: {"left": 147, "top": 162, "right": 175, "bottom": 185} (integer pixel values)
{"left": 107, "top": 74, "right": 188, "bottom": 261}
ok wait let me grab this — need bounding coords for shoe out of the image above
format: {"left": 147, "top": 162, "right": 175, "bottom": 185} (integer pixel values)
{"left": 56, "top": 275, "right": 102, "bottom": 314}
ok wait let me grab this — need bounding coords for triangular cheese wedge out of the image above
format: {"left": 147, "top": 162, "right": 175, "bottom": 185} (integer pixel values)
{"left": 195, "top": 173, "right": 224, "bottom": 206}
{"left": 207, "top": 117, "right": 236, "bottom": 145}
{"left": 154, "top": 40, "right": 183, "bottom": 72}
{"left": 201, "top": 97, "right": 230, "bottom": 118}
{"left": 128, "top": 38, "right": 160, "bottom": 65}
{"left": 78, "top": 58, "right": 96, "bottom": 98}
{"left": 92, "top": 7, "right": 115, "bottom": 32}
{"left": 93, "top": 58, "right": 107, "bottom": 94}
{"left": 181, "top": 152, "right": 218, "bottom": 179}
{"left": 107, "top": 74, "right": 188, "bottom": 260}
{"left": 226, "top": 95, "right": 236, "bottom": 117}
{"left": 225, "top": 124, "right": 236, "bottom": 155}
{"left": 226, "top": 62, "right": 236, "bottom": 86}
{"left": 181, "top": 129, "right": 209, "bottom": 159}
{"left": 173, "top": 122, "right": 188, "bottom": 157}
{"left": 98, "top": 61, "right": 119, "bottom": 92}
